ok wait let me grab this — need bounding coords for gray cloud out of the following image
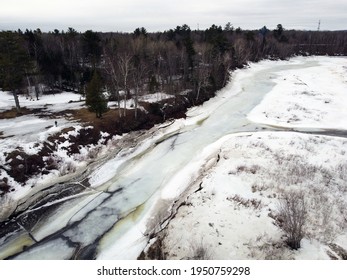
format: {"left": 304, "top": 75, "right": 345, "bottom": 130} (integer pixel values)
{"left": 0, "top": 0, "right": 346, "bottom": 32}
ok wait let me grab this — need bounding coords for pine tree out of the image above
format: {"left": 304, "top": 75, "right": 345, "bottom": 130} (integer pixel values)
{"left": 86, "top": 71, "right": 107, "bottom": 118}
{"left": 82, "top": 30, "right": 102, "bottom": 68}
{"left": 0, "top": 31, "right": 31, "bottom": 113}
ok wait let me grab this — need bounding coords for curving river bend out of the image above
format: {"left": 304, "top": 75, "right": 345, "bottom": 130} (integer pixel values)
{"left": 0, "top": 58, "right": 325, "bottom": 259}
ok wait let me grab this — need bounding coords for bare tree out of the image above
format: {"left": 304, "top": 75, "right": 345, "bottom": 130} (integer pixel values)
{"left": 118, "top": 53, "right": 133, "bottom": 117}
{"left": 193, "top": 43, "right": 211, "bottom": 101}
{"left": 104, "top": 41, "right": 122, "bottom": 117}
{"left": 277, "top": 190, "right": 307, "bottom": 250}
{"left": 131, "top": 37, "right": 149, "bottom": 119}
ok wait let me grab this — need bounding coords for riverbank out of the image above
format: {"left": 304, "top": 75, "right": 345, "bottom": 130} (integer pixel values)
{"left": 1, "top": 56, "right": 346, "bottom": 260}
{"left": 138, "top": 56, "right": 347, "bottom": 260}
{"left": 0, "top": 86, "right": 212, "bottom": 222}
{"left": 147, "top": 131, "right": 347, "bottom": 260}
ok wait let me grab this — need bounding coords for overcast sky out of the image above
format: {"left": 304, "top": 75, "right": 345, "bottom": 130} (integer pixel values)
{"left": 1, "top": 0, "right": 346, "bottom": 32}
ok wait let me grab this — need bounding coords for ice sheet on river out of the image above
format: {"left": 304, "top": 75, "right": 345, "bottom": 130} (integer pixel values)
{"left": 2, "top": 56, "right": 345, "bottom": 259}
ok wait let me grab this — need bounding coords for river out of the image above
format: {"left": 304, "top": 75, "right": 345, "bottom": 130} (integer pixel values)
{"left": 0, "top": 58, "right": 321, "bottom": 259}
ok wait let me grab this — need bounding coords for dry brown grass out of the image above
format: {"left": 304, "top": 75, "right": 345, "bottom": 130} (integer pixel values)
{"left": 0, "top": 107, "right": 35, "bottom": 119}
{"left": 67, "top": 107, "right": 111, "bottom": 123}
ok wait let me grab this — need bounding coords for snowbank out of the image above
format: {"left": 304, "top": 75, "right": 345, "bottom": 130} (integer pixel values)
{"left": 0, "top": 91, "right": 84, "bottom": 112}
{"left": 138, "top": 92, "right": 174, "bottom": 103}
{"left": 248, "top": 56, "right": 347, "bottom": 130}
{"left": 163, "top": 131, "right": 347, "bottom": 260}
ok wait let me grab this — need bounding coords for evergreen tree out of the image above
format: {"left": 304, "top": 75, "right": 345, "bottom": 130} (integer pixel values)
{"left": 274, "top": 24, "right": 288, "bottom": 42}
{"left": 206, "top": 24, "right": 228, "bottom": 55}
{"left": 82, "top": 30, "right": 102, "bottom": 68}
{"left": 183, "top": 37, "right": 196, "bottom": 68}
{"left": 0, "top": 31, "right": 31, "bottom": 112}
{"left": 224, "top": 22, "right": 234, "bottom": 32}
{"left": 133, "top": 27, "right": 148, "bottom": 38}
{"left": 274, "top": 24, "right": 284, "bottom": 38}
{"left": 86, "top": 71, "right": 107, "bottom": 118}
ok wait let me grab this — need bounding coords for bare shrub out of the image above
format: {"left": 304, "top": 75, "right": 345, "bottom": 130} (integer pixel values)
{"left": 270, "top": 153, "right": 318, "bottom": 186}
{"left": 247, "top": 234, "right": 292, "bottom": 260}
{"left": 227, "top": 195, "right": 262, "bottom": 209}
{"left": 45, "top": 155, "right": 59, "bottom": 170}
{"left": 277, "top": 190, "right": 307, "bottom": 250}
{"left": 59, "top": 161, "right": 76, "bottom": 176}
{"left": 237, "top": 164, "right": 260, "bottom": 174}
{"left": 336, "top": 163, "right": 347, "bottom": 181}
{"left": 251, "top": 182, "right": 270, "bottom": 193}
{"left": 285, "top": 160, "right": 317, "bottom": 185}
{"left": 189, "top": 238, "right": 212, "bottom": 260}
{"left": 87, "top": 147, "right": 100, "bottom": 159}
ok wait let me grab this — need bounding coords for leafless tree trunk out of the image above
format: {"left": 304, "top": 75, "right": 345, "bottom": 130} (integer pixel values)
{"left": 133, "top": 69, "right": 145, "bottom": 119}
{"left": 162, "top": 41, "right": 179, "bottom": 94}
{"left": 25, "top": 70, "right": 31, "bottom": 98}
{"left": 12, "top": 90, "right": 21, "bottom": 113}
{"left": 195, "top": 67, "right": 209, "bottom": 101}
{"left": 34, "top": 75, "right": 41, "bottom": 100}
{"left": 105, "top": 54, "right": 121, "bottom": 117}
{"left": 132, "top": 61, "right": 147, "bottom": 119}
{"left": 118, "top": 54, "right": 132, "bottom": 117}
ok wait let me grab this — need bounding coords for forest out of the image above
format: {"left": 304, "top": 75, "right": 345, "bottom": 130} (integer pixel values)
{"left": 0, "top": 23, "right": 347, "bottom": 119}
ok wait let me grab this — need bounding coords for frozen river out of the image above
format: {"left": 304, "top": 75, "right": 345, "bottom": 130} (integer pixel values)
{"left": 0, "top": 58, "right": 323, "bottom": 259}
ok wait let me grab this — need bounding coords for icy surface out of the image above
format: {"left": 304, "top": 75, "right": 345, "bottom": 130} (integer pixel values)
{"left": 1, "top": 56, "right": 346, "bottom": 260}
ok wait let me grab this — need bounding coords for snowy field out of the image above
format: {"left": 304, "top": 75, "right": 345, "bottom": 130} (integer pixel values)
{"left": 248, "top": 56, "right": 347, "bottom": 130}
{"left": 162, "top": 132, "right": 347, "bottom": 259}
{"left": 0, "top": 91, "right": 84, "bottom": 112}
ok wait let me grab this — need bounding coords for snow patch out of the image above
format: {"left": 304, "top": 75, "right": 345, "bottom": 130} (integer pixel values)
{"left": 248, "top": 56, "right": 347, "bottom": 130}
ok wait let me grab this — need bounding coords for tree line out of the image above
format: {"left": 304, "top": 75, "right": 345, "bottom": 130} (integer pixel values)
{"left": 1, "top": 24, "right": 346, "bottom": 117}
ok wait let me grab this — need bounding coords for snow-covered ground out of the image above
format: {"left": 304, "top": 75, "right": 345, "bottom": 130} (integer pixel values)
{"left": 0, "top": 91, "right": 84, "bottom": 161}
{"left": 0, "top": 91, "right": 84, "bottom": 112}
{"left": 138, "top": 92, "right": 174, "bottom": 103}
{"left": 162, "top": 131, "right": 347, "bottom": 260}
{"left": 248, "top": 56, "right": 347, "bottom": 130}
{"left": 108, "top": 92, "right": 175, "bottom": 112}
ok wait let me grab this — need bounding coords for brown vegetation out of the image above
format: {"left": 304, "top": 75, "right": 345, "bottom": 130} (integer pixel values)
{"left": 0, "top": 107, "right": 41, "bottom": 119}
{"left": 0, "top": 91, "right": 199, "bottom": 191}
